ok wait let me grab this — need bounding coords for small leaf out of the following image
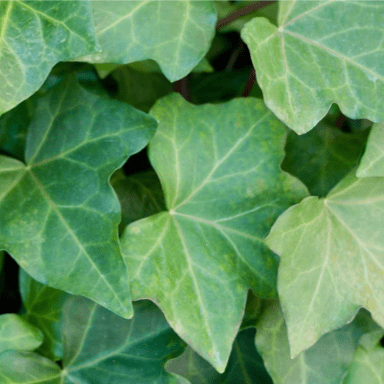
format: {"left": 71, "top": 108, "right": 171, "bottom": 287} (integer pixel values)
{"left": 19, "top": 269, "right": 70, "bottom": 361}
{"left": 121, "top": 94, "right": 308, "bottom": 371}
{"left": 242, "top": 1, "right": 384, "bottom": 133}
{"left": 266, "top": 171, "right": 384, "bottom": 356}
{"left": 168, "top": 327, "right": 272, "bottom": 384}
{"left": 282, "top": 121, "right": 370, "bottom": 197}
{"left": 256, "top": 301, "right": 379, "bottom": 384}
{"left": 0, "top": 314, "right": 43, "bottom": 354}
{"left": 0, "top": 76, "right": 157, "bottom": 319}
{"left": 0, "top": 0, "right": 99, "bottom": 115}
{"left": 357, "top": 122, "right": 384, "bottom": 177}
{"left": 81, "top": 1, "right": 217, "bottom": 82}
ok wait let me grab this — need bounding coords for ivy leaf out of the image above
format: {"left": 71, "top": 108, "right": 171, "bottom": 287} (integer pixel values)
{"left": 0, "top": 314, "right": 43, "bottom": 354}
{"left": 357, "top": 122, "right": 384, "bottom": 177}
{"left": 120, "top": 94, "right": 308, "bottom": 372}
{"left": 0, "top": 0, "right": 99, "bottom": 116}
{"left": 19, "top": 269, "right": 70, "bottom": 361}
{"left": 256, "top": 301, "right": 379, "bottom": 384}
{"left": 344, "top": 330, "right": 384, "bottom": 384}
{"left": 242, "top": 1, "right": 384, "bottom": 134}
{"left": 282, "top": 122, "right": 370, "bottom": 197}
{"left": 81, "top": 1, "right": 217, "bottom": 82}
{"left": 0, "top": 76, "right": 157, "bottom": 319}
{"left": 0, "top": 298, "right": 188, "bottom": 383}
{"left": 266, "top": 171, "right": 384, "bottom": 357}
{"left": 168, "top": 327, "right": 272, "bottom": 384}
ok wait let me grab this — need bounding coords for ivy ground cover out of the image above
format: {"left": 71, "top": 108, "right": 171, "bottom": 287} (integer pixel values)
{"left": 1, "top": 1, "right": 384, "bottom": 383}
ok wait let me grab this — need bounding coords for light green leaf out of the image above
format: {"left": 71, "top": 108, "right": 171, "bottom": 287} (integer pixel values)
{"left": 0, "top": 0, "right": 99, "bottom": 116}
{"left": 0, "top": 314, "right": 43, "bottom": 354}
{"left": 168, "top": 327, "right": 273, "bottom": 384}
{"left": 242, "top": 1, "right": 384, "bottom": 134}
{"left": 19, "top": 269, "right": 70, "bottom": 361}
{"left": 357, "top": 122, "right": 384, "bottom": 177}
{"left": 344, "top": 330, "right": 384, "bottom": 384}
{"left": 256, "top": 301, "right": 379, "bottom": 384}
{"left": 111, "top": 170, "right": 166, "bottom": 234}
{"left": 0, "top": 351, "right": 62, "bottom": 384}
{"left": 266, "top": 171, "right": 384, "bottom": 357}
{"left": 120, "top": 94, "right": 308, "bottom": 372}
{"left": 0, "top": 76, "right": 157, "bottom": 319}
{"left": 81, "top": 1, "right": 217, "bottom": 82}
{"left": 282, "top": 122, "right": 370, "bottom": 197}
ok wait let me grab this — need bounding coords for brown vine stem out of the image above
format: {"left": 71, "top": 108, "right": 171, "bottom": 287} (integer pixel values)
{"left": 216, "top": 1, "right": 276, "bottom": 30}
{"left": 242, "top": 68, "right": 256, "bottom": 97}
{"left": 174, "top": 76, "right": 189, "bottom": 102}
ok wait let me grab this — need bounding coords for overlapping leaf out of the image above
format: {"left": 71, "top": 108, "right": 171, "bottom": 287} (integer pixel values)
{"left": 81, "top": 1, "right": 217, "bottom": 82}
{"left": 0, "top": 76, "right": 157, "bottom": 319}
{"left": 0, "top": 0, "right": 99, "bottom": 115}
{"left": 0, "top": 298, "right": 188, "bottom": 384}
{"left": 256, "top": 301, "right": 379, "bottom": 384}
{"left": 0, "top": 314, "right": 43, "bottom": 354}
{"left": 19, "top": 269, "right": 70, "bottom": 361}
{"left": 242, "top": 0, "right": 384, "bottom": 134}
{"left": 282, "top": 122, "right": 369, "bottom": 196}
{"left": 267, "top": 171, "right": 384, "bottom": 356}
{"left": 120, "top": 94, "right": 308, "bottom": 371}
{"left": 357, "top": 122, "right": 384, "bottom": 177}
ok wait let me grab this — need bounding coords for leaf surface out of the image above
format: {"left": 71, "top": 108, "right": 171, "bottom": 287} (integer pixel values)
{"left": 19, "top": 269, "right": 70, "bottom": 361}
{"left": 256, "top": 301, "right": 379, "bottom": 384}
{"left": 242, "top": 0, "right": 384, "bottom": 134}
{"left": 0, "top": 314, "right": 43, "bottom": 354}
{"left": 120, "top": 94, "right": 308, "bottom": 371}
{"left": 282, "top": 122, "right": 369, "bottom": 196}
{"left": 0, "top": 0, "right": 99, "bottom": 115}
{"left": 0, "top": 76, "right": 157, "bottom": 319}
{"left": 81, "top": 1, "right": 217, "bottom": 82}
{"left": 267, "top": 171, "right": 384, "bottom": 356}
{"left": 357, "top": 122, "right": 384, "bottom": 177}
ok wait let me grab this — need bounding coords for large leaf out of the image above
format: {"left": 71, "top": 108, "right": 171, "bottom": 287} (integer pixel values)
{"left": 266, "top": 171, "right": 384, "bottom": 356}
{"left": 120, "top": 94, "right": 308, "bottom": 371}
{"left": 256, "top": 301, "right": 379, "bottom": 384}
{"left": 0, "top": 76, "right": 157, "bottom": 319}
{"left": 0, "top": 298, "right": 188, "bottom": 383}
{"left": 242, "top": 1, "right": 384, "bottom": 134}
{"left": 81, "top": 1, "right": 217, "bottom": 82}
{"left": 282, "top": 122, "right": 369, "bottom": 197}
{"left": 0, "top": 314, "right": 43, "bottom": 354}
{"left": 0, "top": 0, "right": 99, "bottom": 116}
{"left": 168, "top": 327, "right": 273, "bottom": 384}
{"left": 19, "top": 269, "right": 70, "bottom": 361}
{"left": 357, "top": 122, "right": 384, "bottom": 177}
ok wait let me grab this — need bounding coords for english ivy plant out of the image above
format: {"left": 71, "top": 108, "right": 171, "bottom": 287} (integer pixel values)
{"left": 1, "top": 1, "right": 384, "bottom": 383}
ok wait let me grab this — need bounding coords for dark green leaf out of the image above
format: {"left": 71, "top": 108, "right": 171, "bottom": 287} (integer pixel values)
{"left": 0, "top": 76, "right": 157, "bottom": 319}
{"left": 0, "top": 0, "right": 99, "bottom": 115}
{"left": 120, "top": 94, "right": 308, "bottom": 371}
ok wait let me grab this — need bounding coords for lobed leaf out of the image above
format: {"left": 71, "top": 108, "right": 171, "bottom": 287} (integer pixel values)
{"left": 120, "top": 94, "right": 308, "bottom": 371}
{"left": 242, "top": 0, "right": 384, "bottom": 134}
{"left": 267, "top": 171, "right": 384, "bottom": 356}
{"left": 0, "top": 0, "right": 99, "bottom": 115}
{"left": 0, "top": 76, "right": 157, "bottom": 319}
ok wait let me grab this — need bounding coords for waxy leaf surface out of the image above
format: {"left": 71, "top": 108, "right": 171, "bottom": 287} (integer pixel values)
{"left": 0, "top": 314, "right": 43, "bottom": 354}
{"left": 282, "top": 122, "right": 369, "bottom": 196}
{"left": 121, "top": 94, "right": 308, "bottom": 371}
{"left": 0, "top": 76, "right": 157, "bottom": 319}
{"left": 0, "top": 0, "right": 99, "bottom": 115}
{"left": 267, "top": 172, "right": 384, "bottom": 356}
{"left": 19, "top": 269, "right": 70, "bottom": 361}
{"left": 357, "top": 122, "right": 384, "bottom": 177}
{"left": 0, "top": 298, "right": 188, "bottom": 384}
{"left": 82, "top": 1, "right": 217, "bottom": 82}
{"left": 256, "top": 301, "right": 378, "bottom": 384}
{"left": 242, "top": 1, "right": 384, "bottom": 134}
